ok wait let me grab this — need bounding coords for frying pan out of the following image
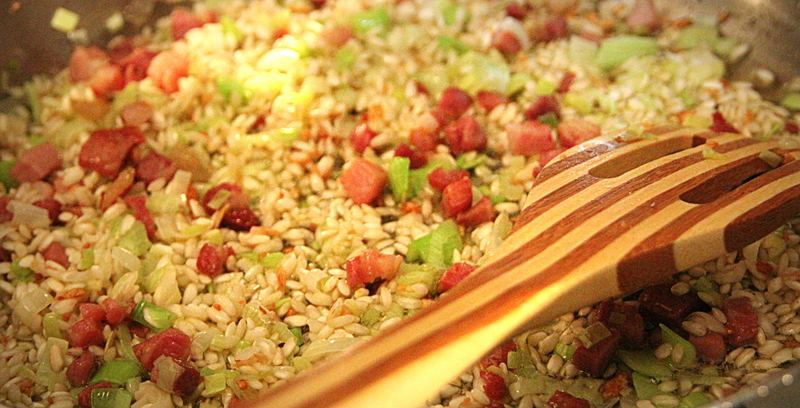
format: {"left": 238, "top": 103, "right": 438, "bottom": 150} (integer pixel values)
{"left": 1, "top": 1, "right": 799, "bottom": 407}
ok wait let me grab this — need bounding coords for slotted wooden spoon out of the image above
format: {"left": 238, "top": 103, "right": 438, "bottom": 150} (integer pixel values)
{"left": 246, "top": 126, "right": 800, "bottom": 408}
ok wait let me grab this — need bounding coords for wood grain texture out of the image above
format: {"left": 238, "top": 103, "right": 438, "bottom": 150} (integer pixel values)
{"left": 247, "top": 127, "right": 800, "bottom": 408}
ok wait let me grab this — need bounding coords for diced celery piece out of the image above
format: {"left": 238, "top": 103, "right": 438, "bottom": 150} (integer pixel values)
{"left": 554, "top": 342, "right": 576, "bottom": 360}
{"left": 132, "top": 300, "right": 176, "bottom": 330}
{"left": 90, "top": 360, "right": 142, "bottom": 386}
{"left": 437, "top": 35, "right": 469, "bottom": 55}
{"left": 406, "top": 233, "right": 432, "bottom": 263}
{"left": 293, "top": 356, "right": 312, "bottom": 372}
{"left": 534, "top": 79, "right": 557, "bottom": 96}
{"left": 271, "top": 127, "right": 300, "bottom": 143}
{"left": 10, "top": 259, "right": 33, "bottom": 283}
{"left": 335, "top": 48, "right": 357, "bottom": 71}
{"left": 425, "top": 219, "right": 462, "bottom": 267}
{"left": 146, "top": 191, "right": 184, "bottom": 214}
{"left": 50, "top": 7, "right": 79, "bottom": 32}
{"left": 781, "top": 92, "right": 800, "bottom": 111}
{"left": 679, "top": 392, "right": 711, "bottom": 408}
{"left": 632, "top": 372, "right": 662, "bottom": 400}
{"left": 220, "top": 16, "right": 244, "bottom": 43}
{"left": 23, "top": 82, "right": 42, "bottom": 124}
{"left": 260, "top": 252, "right": 284, "bottom": 268}
{"left": 388, "top": 156, "right": 411, "bottom": 203}
{"left": 290, "top": 327, "right": 304, "bottom": 346}
{"left": 217, "top": 77, "right": 251, "bottom": 104}
{"left": 395, "top": 263, "right": 442, "bottom": 296}
{"left": 91, "top": 388, "right": 132, "bottom": 408}
{"left": 203, "top": 372, "right": 228, "bottom": 395}
{"left": 595, "top": 35, "right": 658, "bottom": 71}
{"left": 0, "top": 160, "right": 18, "bottom": 189}
{"left": 453, "top": 51, "right": 510, "bottom": 94}
{"left": 351, "top": 7, "right": 390, "bottom": 35}
{"left": 119, "top": 221, "right": 151, "bottom": 257}
{"left": 506, "top": 350, "right": 534, "bottom": 370}
{"left": 506, "top": 73, "right": 531, "bottom": 97}
{"left": 569, "top": 35, "right": 599, "bottom": 68}
{"left": 360, "top": 306, "right": 382, "bottom": 327}
{"left": 456, "top": 152, "right": 486, "bottom": 170}
{"left": 77, "top": 248, "right": 94, "bottom": 271}
{"left": 659, "top": 324, "right": 697, "bottom": 368}
{"left": 42, "top": 313, "right": 63, "bottom": 339}
{"left": 617, "top": 350, "right": 674, "bottom": 379}
{"left": 675, "top": 24, "right": 719, "bottom": 50}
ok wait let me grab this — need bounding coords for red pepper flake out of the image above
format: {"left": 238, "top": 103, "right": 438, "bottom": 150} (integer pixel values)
{"left": 237, "top": 379, "right": 249, "bottom": 390}
{"left": 213, "top": 304, "right": 222, "bottom": 311}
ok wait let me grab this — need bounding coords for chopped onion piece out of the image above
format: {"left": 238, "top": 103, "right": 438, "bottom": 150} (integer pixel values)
{"left": 8, "top": 200, "right": 51, "bottom": 229}
{"left": 51, "top": 7, "right": 80, "bottom": 33}
{"left": 303, "top": 337, "right": 364, "bottom": 362}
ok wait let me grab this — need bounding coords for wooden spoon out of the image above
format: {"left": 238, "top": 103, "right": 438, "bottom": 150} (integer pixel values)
{"left": 246, "top": 126, "right": 800, "bottom": 408}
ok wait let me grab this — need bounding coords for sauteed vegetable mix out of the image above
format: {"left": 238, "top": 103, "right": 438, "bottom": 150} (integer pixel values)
{"left": 3, "top": 0, "right": 800, "bottom": 407}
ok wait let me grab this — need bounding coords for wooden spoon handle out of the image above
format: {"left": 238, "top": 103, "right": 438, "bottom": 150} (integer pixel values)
{"left": 248, "top": 127, "right": 800, "bottom": 408}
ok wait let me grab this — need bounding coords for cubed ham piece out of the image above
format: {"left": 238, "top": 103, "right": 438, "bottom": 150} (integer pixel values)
{"left": 151, "top": 355, "right": 202, "bottom": 396}
{"left": 86, "top": 65, "right": 125, "bottom": 98}
{"left": 221, "top": 207, "right": 260, "bottom": 231}
{"left": 42, "top": 242, "right": 69, "bottom": 268}
{"left": 118, "top": 47, "right": 158, "bottom": 84}
{"left": 202, "top": 183, "right": 251, "bottom": 214}
{"left": 557, "top": 72, "right": 576, "bottom": 94}
{"left": 539, "top": 148, "right": 568, "bottom": 166}
{"left": 79, "top": 303, "right": 106, "bottom": 323}
{"left": 33, "top": 198, "right": 62, "bottom": 223}
{"left": 480, "top": 340, "right": 517, "bottom": 367}
{"left": 443, "top": 115, "right": 487, "bottom": 155}
{"left": 557, "top": 119, "right": 601, "bottom": 148}
{"left": 79, "top": 126, "right": 145, "bottom": 179}
{"left": 340, "top": 158, "right": 388, "bottom": 205}
{"left": 132, "top": 327, "right": 192, "bottom": 371}
{"left": 476, "top": 90, "right": 509, "bottom": 112}
{"left": 722, "top": 296, "right": 759, "bottom": 347}
{"left": 441, "top": 177, "right": 473, "bottom": 219}
{"left": 136, "top": 150, "right": 176, "bottom": 184}
{"left": 409, "top": 127, "right": 439, "bottom": 152}
{"left": 394, "top": 144, "right": 428, "bottom": 169}
{"left": 66, "top": 349, "right": 96, "bottom": 387}
{"left": 350, "top": 122, "right": 379, "bottom": 154}
{"left": 493, "top": 30, "right": 523, "bottom": 55}
{"left": 345, "top": 248, "right": 403, "bottom": 286}
{"left": 147, "top": 50, "right": 190, "bottom": 94}
{"left": 9, "top": 142, "right": 61, "bottom": 183}
{"left": 101, "top": 297, "right": 131, "bottom": 326}
{"left": 524, "top": 95, "right": 560, "bottom": 121}
{"left": 589, "top": 299, "right": 645, "bottom": 350}
{"left": 689, "top": 331, "right": 726, "bottom": 363}
{"left": 456, "top": 196, "right": 496, "bottom": 227}
{"left": 638, "top": 283, "right": 707, "bottom": 330}
{"left": 67, "top": 318, "right": 105, "bottom": 348}
{"left": 572, "top": 328, "right": 620, "bottom": 377}
{"left": 436, "top": 87, "right": 473, "bottom": 123}
{"left": 438, "top": 262, "right": 476, "bottom": 292}
{"left": 124, "top": 195, "right": 157, "bottom": 241}
{"left": 171, "top": 7, "right": 217, "bottom": 40}
{"left": 0, "top": 248, "right": 11, "bottom": 262}
{"left": 69, "top": 46, "right": 110, "bottom": 83}
{"left": 0, "top": 197, "right": 12, "bottom": 223}
{"left": 505, "top": 2, "right": 530, "bottom": 19}
{"left": 427, "top": 167, "right": 469, "bottom": 191}
{"left": 547, "top": 390, "right": 591, "bottom": 408}
{"left": 99, "top": 167, "right": 136, "bottom": 210}
{"left": 77, "top": 381, "right": 115, "bottom": 408}
{"left": 480, "top": 369, "right": 507, "bottom": 401}
{"left": 543, "top": 16, "right": 569, "bottom": 41}
{"left": 196, "top": 243, "right": 234, "bottom": 277}
{"left": 710, "top": 111, "right": 740, "bottom": 134}
{"left": 121, "top": 101, "right": 154, "bottom": 127}
{"left": 626, "top": 0, "right": 660, "bottom": 33}
{"left": 507, "top": 120, "right": 556, "bottom": 156}
{"left": 321, "top": 26, "right": 355, "bottom": 48}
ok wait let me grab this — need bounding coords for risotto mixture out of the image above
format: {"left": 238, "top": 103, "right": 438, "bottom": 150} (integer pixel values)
{"left": 2, "top": 1, "right": 800, "bottom": 407}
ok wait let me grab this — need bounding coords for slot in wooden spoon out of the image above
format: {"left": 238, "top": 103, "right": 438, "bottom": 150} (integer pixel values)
{"left": 246, "top": 126, "right": 800, "bottom": 408}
